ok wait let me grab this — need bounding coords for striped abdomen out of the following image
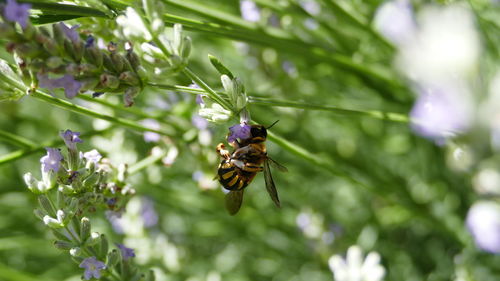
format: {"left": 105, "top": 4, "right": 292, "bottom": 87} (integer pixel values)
{"left": 217, "top": 160, "right": 256, "bottom": 190}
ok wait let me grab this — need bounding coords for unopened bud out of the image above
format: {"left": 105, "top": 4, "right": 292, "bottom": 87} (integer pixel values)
{"left": 70, "top": 247, "right": 82, "bottom": 257}
{"left": 54, "top": 240, "right": 73, "bottom": 250}
{"left": 181, "top": 36, "right": 192, "bottom": 59}
{"left": 100, "top": 74, "right": 120, "bottom": 89}
{"left": 80, "top": 217, "right": 91, "bottom": 241}
{"left": 119, "top": 71, "right": 139, "bottom": 85}
{"left": 84, "top": 46, "right": 103, "bottom": 68}
{"left": 107, "top": 249, "right": 120, "bottom": 267}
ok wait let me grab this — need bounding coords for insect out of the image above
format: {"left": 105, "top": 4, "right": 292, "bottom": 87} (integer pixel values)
{"left": 216, "top": 122, "right": 287, "bottom": 215}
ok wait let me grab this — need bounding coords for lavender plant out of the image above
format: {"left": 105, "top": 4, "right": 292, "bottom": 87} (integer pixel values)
{"left": 24, "top": 129, "right": 154, "bottom": 281}
{"left": 3, "top": 0, "right": 500, "bottom": 281}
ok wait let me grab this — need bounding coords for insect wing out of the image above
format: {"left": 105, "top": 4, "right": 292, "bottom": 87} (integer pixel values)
{"left": 268, "top": 157, "right": 288, "bottom": 173}
{"left": 264, "top": 160, "right": 280, "bottom": 207}
{"left": 225, "top": 189, "right": 244, "bottom": 215}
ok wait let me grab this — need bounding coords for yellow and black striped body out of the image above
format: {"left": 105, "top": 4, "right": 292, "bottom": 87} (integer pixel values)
{"left": 217, "top": 159, "right": 257, "bottom": 190}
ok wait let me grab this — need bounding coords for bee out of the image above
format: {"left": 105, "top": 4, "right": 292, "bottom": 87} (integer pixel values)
{"left": 216, "top": 122, "right": 287, "bottom": 215}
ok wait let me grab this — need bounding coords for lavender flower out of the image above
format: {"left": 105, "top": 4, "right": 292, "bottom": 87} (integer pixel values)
{"left": 38, "top": 73, "right": 82, "bottom": 99}
{"left": 83, "top": 149, "right": 102, "bottom": 163}
{"left": 191, "top": 114, "right": 208, "bottom": 130}
{"left": 374, "top": 0, "right": 416, "bottom": 45}
{"left": 141, "top": 119, "right": 161, "bottom": 143}
{"left": 410, "top": 85, "right": 472, "bottom": 142}
{"left": 60, "top": 129, "right": 83, "bottom": 151}
{"left": 196, "top": 94, "right": 205, "bottom": 105}
{"left": 59, "top": 22, "right": 80, "bottom": 43}
{"left": 228, "top": 123, "right": 251, "bottom": 143}
{"left": 141, "top": 197, "right": 158, "bottom": 228}
{"left": 240, "top": 0, "right": 260, "bottom": 22}
{"left": 85, "top": 36, "right": 95, "bottom": 48}
{"left": 4, "top": 0, "right": 31, "bottom": 29}
{"left": 40, "top": 148, "right": 63, "bottom": 173}
{"left": 79, "top": 257, "right": 106, "bottom": 280}
{"left": 116, "top": 243, "right": 136, "bottom": 260}
{"left": 466, "top": 201, "right": 500, "bottom": 253}
{"left": 105, "top": 210, "right": 124, "bottom": 234}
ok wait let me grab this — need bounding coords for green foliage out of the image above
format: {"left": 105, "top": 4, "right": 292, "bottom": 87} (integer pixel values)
{"left": 0, "top": 0, "right": 499, "bottom": 281}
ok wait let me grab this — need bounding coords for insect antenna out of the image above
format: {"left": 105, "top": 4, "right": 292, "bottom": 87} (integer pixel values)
{"left": 267, "top": 120, "right": 280, "bottom": 129}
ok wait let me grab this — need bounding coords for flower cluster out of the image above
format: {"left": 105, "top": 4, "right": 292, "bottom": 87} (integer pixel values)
{"left": 23, "top": 129, "right": 154, "bottom": 280}
{"left": 0, "top": 0, "right": 146, "bottom": 106}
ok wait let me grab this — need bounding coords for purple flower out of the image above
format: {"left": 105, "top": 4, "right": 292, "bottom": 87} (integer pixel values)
{"left": 83, "top": 149, "right": 102, "bottom": 163}
{"left": 240, "top": 0, "right": 260, "bottom": 22}
{"left": 59, "top": 22, "right": 80, "bottom": 43}
{"left": 196, "top": 94, "right": 205, "bottom": 105}
{"left": 141, "top": 197, "right": 158, "bottom": 228}
{"left": 105, "top": 210, "right": 124, "bottom": 234}
{"left": 141, "top": 119, "right": 161, "bottom": 143}
{"left": 4, "top": 0, "right": 31, "bottom": 29}
{"left": 79, "top": 257, "right": 106, "bottom": 280}
{"left": 410, "top": 85, "right": 472, "bottom": 142}
{"left": 38, "top": 73, "right": 82, "bottom": 99}
{"left": 191, "top": 114, "right": 208, "bottom": 130}
{"left": 228, "top": 123, "right": 251, "bottom": 143}
{"left": 60, "top": 129, "right": 83, "bottom": 151}
{"left": 40, "top": 148, "right": 63, "bottom": 173}
{"left": 374, "top": 0, "right": 416, "bottom": 45}
{"left": 116, "top": 243, "right": 136, "bottom": 260}
{"left": 85, "top": 36, "right": 95, "bottom": 48}
{"left": 466, "top": 201, "right": 500, "bottom": 253}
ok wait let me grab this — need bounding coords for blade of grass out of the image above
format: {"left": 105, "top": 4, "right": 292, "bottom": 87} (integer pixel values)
{"left": 0, "top": 129, "right": 37, "bottom": 148}
{"left": 249, "top": 97, "right": 409, "bottom": 123}
{"left": 30, "top": 90, "right": 175, "bottom": 137}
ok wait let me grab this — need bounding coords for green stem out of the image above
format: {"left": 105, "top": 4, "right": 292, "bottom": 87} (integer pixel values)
{"left": 0, "top": 129, "right": 37, "bottom": 148}
{"left": 30, "top": 91, "right": 174, "bottom": 137}
{"left": 128, "top": 148, "right": 169, "bottom": 175}
{"left": 147, "top": 83, "right": 205, "bottom": 95}
{"left": 161, "top": 10, "right": 407, "bottom": 101}
{"left": 249, "top": 97, "right": 409, "bottom": 123}
{"left": 319, "top": 0, "right": 394, "bottom": 49}
{"left": 0, "top": 129, "right": 106, "bottom": 166}
{"left": 21, "top": 2, "right": 109, "bottom": 18}
{"left": 148, "top": 83, "right": 409, "bottom": 123}
{"left": 181, "top": 68, "right": 234, "bottom": 112}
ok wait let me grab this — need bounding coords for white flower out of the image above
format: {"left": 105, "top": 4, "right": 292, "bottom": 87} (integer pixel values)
{"left": 328, "top": 245, "right": 386, "bottom": 281}
{"left": 396, "top": 5, "right": 480, "bottom": 84}
{"left": 466, "top": 201, "right": 500, "bottom": 253}
{"left": 373, "top": 0, "right": 416, "bottom": 45}
{"left": 240, "top": 0, "right": 260, "bottom": 22}
{"left": 116, "top": 7, "right": 152, "bottom": 41}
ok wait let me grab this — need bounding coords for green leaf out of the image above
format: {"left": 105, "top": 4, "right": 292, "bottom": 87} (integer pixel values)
{"left": 208, "top": 54, "right": 234, "bottom": 79}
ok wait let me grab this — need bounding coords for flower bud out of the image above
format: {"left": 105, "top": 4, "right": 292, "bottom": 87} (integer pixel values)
{"left": 56, "top": 210, "right": 65, "bottom": 223}
{"left": 52, "top": 229, "right": 71, "bottom": 242}
{"left": 126, "top": 49, "right": 141, "bottom": 70}
{"left": 98, "top": 234, "right": 109, "bottom": 258}
{"left": 100, "top": 74, "right": 120, "bottom": 89}
{"left": 38, "top": 195, "right": 55, "bottom": 215}
{"left": 41, "top": 169, "right": 57, "bottom": 192}
{"left": 58, "top": 184, "right": 75, "bottom": 194}
{"left": 79, "top": 77, "right": 100, "bottom": 92}
{"left": 123, "top": 86, "right": 140, "bottom": 107}
{"left": 117, "top": 163, "right": 128, "bottom": 183}
{"left": 198, "top": 104, "right": 232, "bottom": 123}
{"left": 34, "top": 208, "right": 46, "bottom": 220}
{"left": 42, "top": 38, "right": 60, "bottom": 56}
{"left": 46, "top": 56, "right": 64, "bottom": 69}
{"left": 70, "top": 247, "right": 82, "bottom": 257}
{"left": 43, "top": 215, "right": 63, "bottom": 228}
{"left": 52, "top": 23, "right": 65, "bottom": 45}
{"left": 80, "top": 217, "right": 91, "bottom": 241}
{"left": 54, "top": 240, "right": 73, "bottom": 250}
{"left": 83, "top": 172, "right": 100, "bottom": 189}
{"left": 144, "top": 269, "right": 156, "bottom": 281}
{"left": 110, "top": 52, "right": 126, "bottom": 73}
{"left": 119, "top": 71, "right": 139, "bottom": 85}
{"left": 24, "top": 172, "right": 39, "bottom": 193}
{"left": 181, "top": 36, "right": 192, "bottom": 59}
{"left": 106, "top": 249, "right": 120, "bottom": 267}
{"left": 84, "top": 46, "right": 103, "bottom": 68}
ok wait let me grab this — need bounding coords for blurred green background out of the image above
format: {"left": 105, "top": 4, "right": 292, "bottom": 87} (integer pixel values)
{"left": 1, "top": 0, "right": 500, "bottom": 280}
